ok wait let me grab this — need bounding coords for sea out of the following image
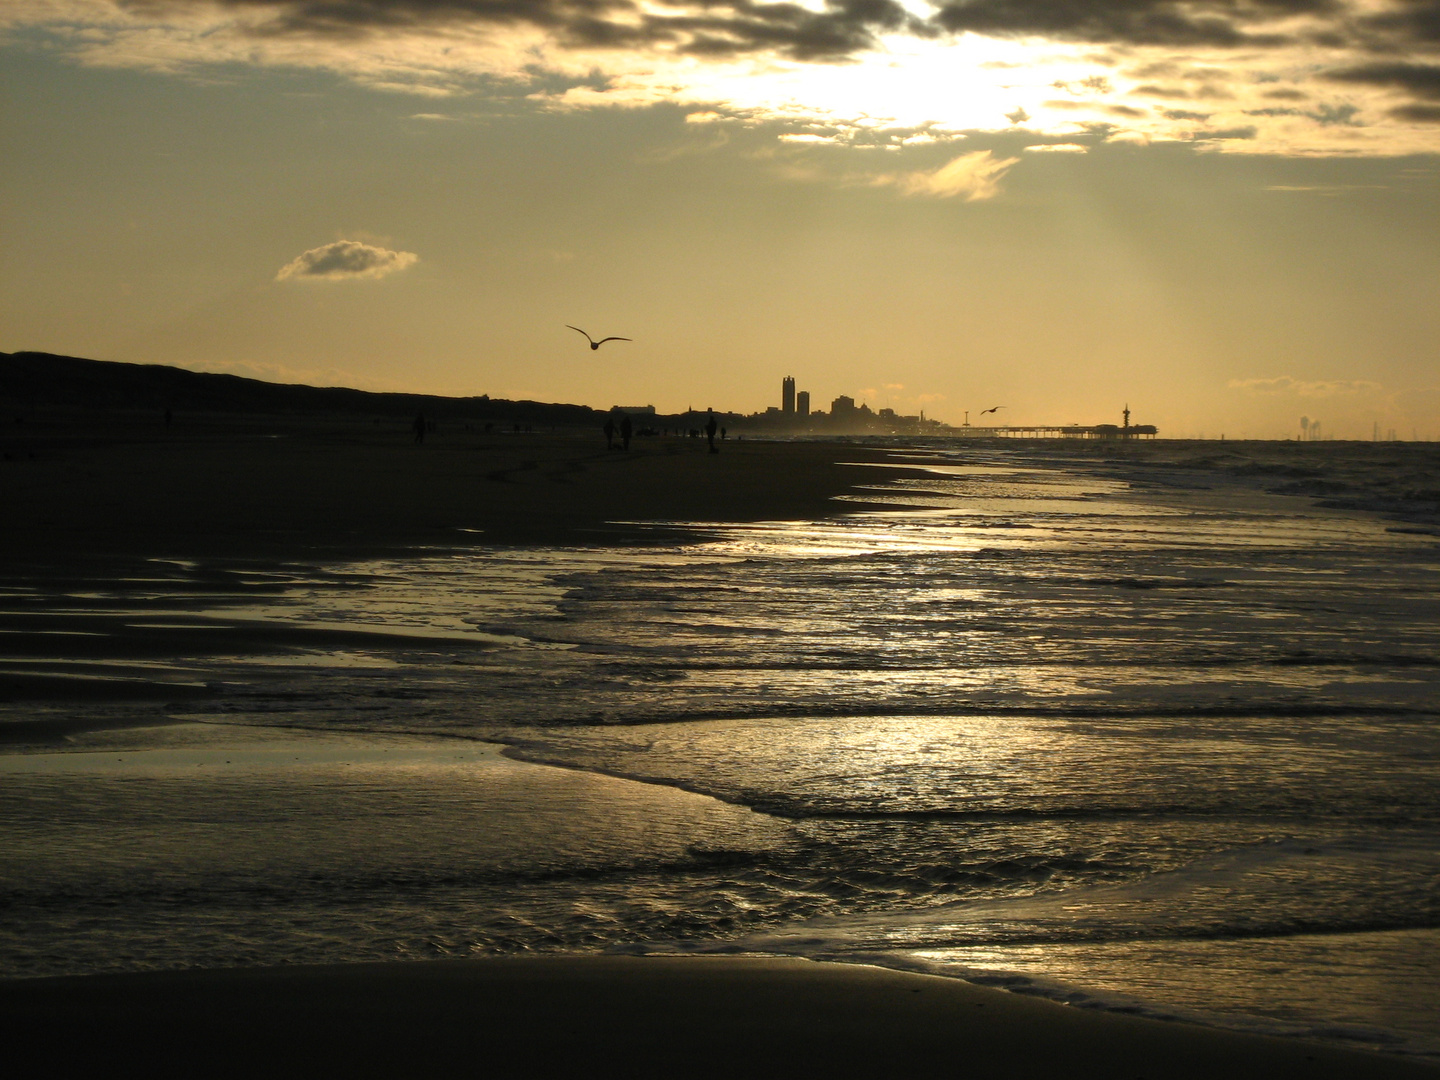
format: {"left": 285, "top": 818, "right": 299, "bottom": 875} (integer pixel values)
{"left": 2, "top": 438, "right": 1437, "bottom": 1061}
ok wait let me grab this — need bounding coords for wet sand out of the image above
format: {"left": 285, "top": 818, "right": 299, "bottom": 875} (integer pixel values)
{"left": 1, "top": 415, "right": 909, "bottom": 705}
{"left": 4, "top": 956, "right": 1433, "bottom": 1078}
{"left": 1, "top": 415, "right": 901, "bottom": 561}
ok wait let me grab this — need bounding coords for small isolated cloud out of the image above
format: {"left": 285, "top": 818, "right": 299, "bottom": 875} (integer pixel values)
{"left": 1229, "top": 376, "right": 1384, "bottom": 398}
{"left": 276, "top": 240, "right": 419, "bottom": 283}
{"left": 1024, "top": 142, "right": 1088, "bottom": 152}
{"left": 1191, "top": 125, "right": 1259, "bottom": 142}
{"left": 1263, "top": 184, "right": 1387, "bottom": 195}
{"left": 685, "top": 111, "right": 726, "bottom": 123}
{"left": 877, "top": 150, "right": 1021, "bottom": 201}
{"left": 368, "top": 82, "right": 456, "bottom": 98}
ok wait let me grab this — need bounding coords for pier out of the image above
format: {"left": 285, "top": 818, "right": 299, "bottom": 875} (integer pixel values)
{"left": 946, "top": 423, "right": 1159, "bottom": 439}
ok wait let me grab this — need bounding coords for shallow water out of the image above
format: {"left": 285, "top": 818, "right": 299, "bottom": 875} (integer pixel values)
{"left": 1, "top": 441, "right": 1437, "bottom": 1059}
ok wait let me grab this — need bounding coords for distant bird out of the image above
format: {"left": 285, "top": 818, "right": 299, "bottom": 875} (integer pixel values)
{"left": 980, "top": 406, "right": 1004, "bottom": 415}
{"left": 567, "top": 325, "right": 632, "bottom": 350}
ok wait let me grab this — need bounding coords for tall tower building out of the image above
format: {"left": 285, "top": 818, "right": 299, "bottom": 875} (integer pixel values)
{"left": 796, "top": 390, "right": 810, "bottom": 418}
{"left": 782, "top": 376, "right": 796, "bottom": 415}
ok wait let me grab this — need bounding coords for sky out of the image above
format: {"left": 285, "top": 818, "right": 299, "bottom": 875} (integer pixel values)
{"left": 2, "top": 1, "right": 1439, "bottom": 438}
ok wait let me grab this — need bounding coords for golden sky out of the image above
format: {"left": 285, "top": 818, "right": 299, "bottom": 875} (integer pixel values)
{"left": 3, "top": 0, "right": 1439, "bottom": 436}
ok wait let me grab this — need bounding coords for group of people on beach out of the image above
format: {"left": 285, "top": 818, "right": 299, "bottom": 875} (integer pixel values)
{"left": 603, "top": 414, "right": 633, "bottom": 451}
{"left": 606, "top": 412, "right": 722, "bottom": 453}
{"left": 411, "top": 408, "right": 723, "bottom": 452}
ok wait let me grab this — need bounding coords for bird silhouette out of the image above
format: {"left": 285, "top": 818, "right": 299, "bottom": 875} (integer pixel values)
{"left": 567, "top": 325, "right": 632, "bottom": 350}
{"left": 980, "top": 406, "right": 1004, "bottom": 415}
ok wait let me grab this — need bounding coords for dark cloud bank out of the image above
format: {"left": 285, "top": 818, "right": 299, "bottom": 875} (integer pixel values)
{"left": 119, "top": 0, "right": 1440, "bottom": 118}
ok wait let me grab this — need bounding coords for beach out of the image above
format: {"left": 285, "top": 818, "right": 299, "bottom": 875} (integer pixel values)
{"left": 6, "top": 956, "right": 1435, "bottom": 1078}
{"left": 3, "top": 416, "right": 1438, "bottom": 1073}
{"left": 1, "top": 415, "right": 899, "bottom": 559}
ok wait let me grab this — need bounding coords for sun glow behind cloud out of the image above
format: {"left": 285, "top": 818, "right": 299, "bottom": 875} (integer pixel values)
{"left": 5, "top": 1, "right": 1439, "bottom": 158}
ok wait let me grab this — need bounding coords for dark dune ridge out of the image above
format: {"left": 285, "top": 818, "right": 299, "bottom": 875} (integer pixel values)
{"left": 1, "top": 349, "right": 607, "bottom": 426}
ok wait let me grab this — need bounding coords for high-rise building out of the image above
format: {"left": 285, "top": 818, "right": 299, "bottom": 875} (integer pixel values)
{"left": 782, "top": 376, "right": 795, "bottom": 415}
{"left": 796, "top": 390, "right": 810, "bottom": 418}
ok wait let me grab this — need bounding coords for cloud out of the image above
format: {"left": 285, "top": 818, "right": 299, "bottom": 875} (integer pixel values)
{"left": 929, "top": 0, "right": 1340, "bottom": 49}
{"left": 1023, "top": 142, "right": 1088, "bottom": 151}
{"left": 876, "top": 150, "right": 1020, "bottom": 200}
{"left": 1324, "top": 61, "right": 1440, "bottom": 122}
{"left": 1359, "top": 1, "right": 1440, "bottom": 49}
{"left": 275, "top": 240, "right": 419, "bottom": 282}
{"left": 65, "top": 0, "right": 1394, "bottom": 65}
{"left": 9, "top": 0, "right": 1440, "bottom": 155}
{"left": 1263, "top": 183, "right": 1388, "bottom": 193}
{"left": 149, "top": 0, "right": 924, "bottom": 63}
{"left": 1190, "top": 124, "right": 1258, "bottom": 141}
{"left": 1325, "top": 63, "right": 1440, "bottom": 97}
{"left": 1392, "top": 102, "right": 1440, "bottom": 121}
{"left": 1229, "top": 376, "right": 1385, "bottom": 398}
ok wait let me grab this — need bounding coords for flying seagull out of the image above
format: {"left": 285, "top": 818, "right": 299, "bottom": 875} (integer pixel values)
{"left": 567, "top": 325, "right": 632, "bottom": 350}
{"left": 980, "top": 406, "right": 1004, "bottom": 415}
